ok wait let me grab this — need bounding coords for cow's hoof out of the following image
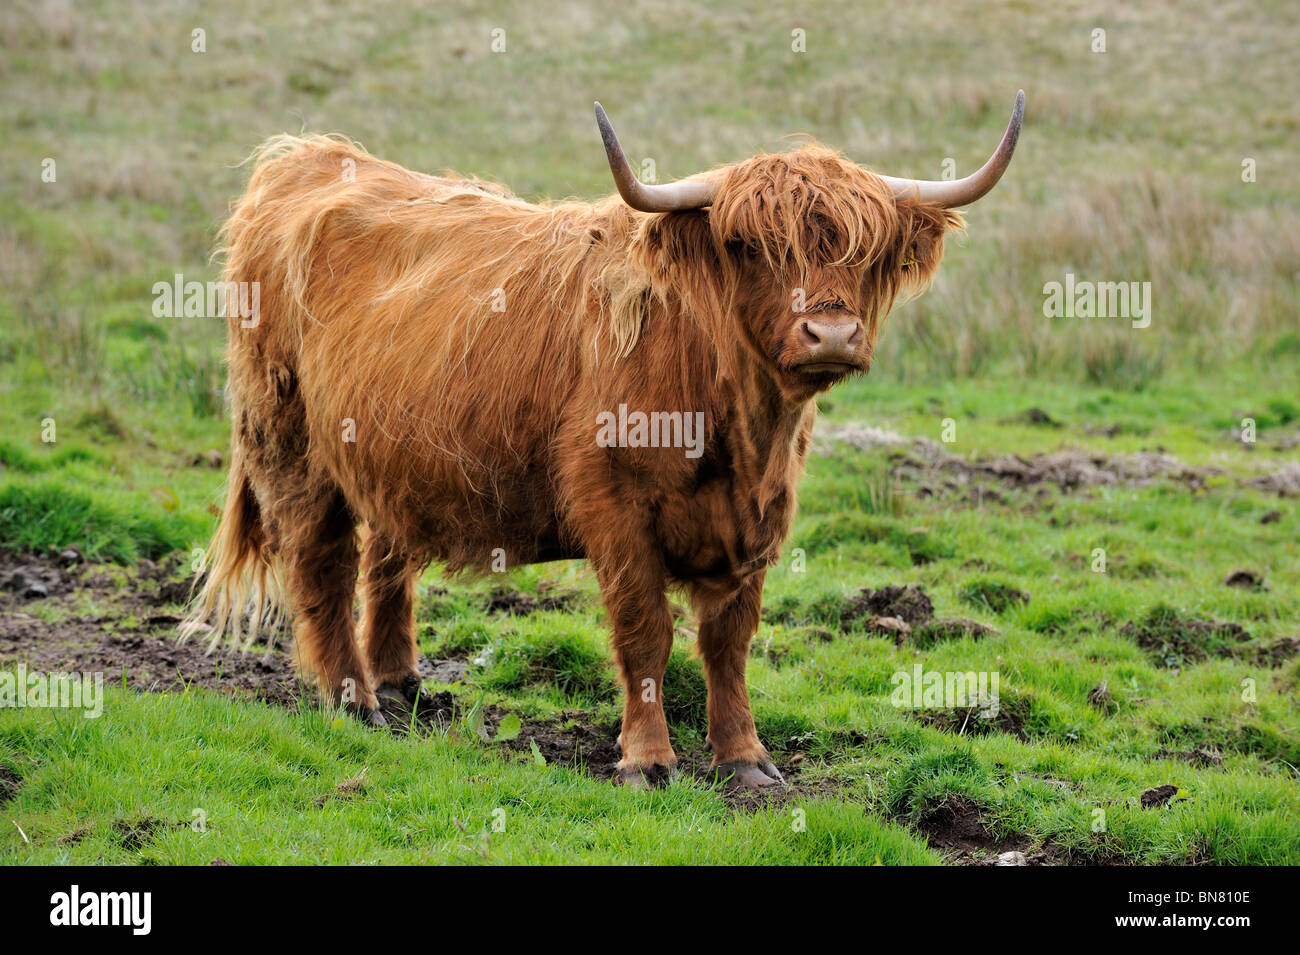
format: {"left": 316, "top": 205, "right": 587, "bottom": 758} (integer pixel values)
{"left": 343, "top": 696, "right": 388, "bottom": 727}
{"left": 616, "top": 763, "right": 677, "bottom": 790}
{"left": 376, "top": 675, "right": 437, "bottom": 720}
{"left": 713, "top": 759, "right": 785, "bottom": 789}
{"left": 376, "top": 673, "right": 422, "bottom": 706}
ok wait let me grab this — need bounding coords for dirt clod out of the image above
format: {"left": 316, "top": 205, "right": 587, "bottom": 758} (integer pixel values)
{"left": 315, "top": 772, "right": 369, "bottom": 806}
{"left": 960, "top": 579, "right": 1030, "bottom": 614}
{"left": 1122, "top": 606, "right": 1251, "bottom": 668}
{"left": 865, "top": 615, "right": 911, "bottom": 642}
{"left": 915, "top": 698, "right": 1027, "bottom": 741}
{"left": 114, "top": 816, "right": 171, "bottom": 851}
{"left": 914, "top": 617, "right": 1000, "bottom": 644}
{"left": 58, "top": 827, "right": 90, "bottom": 845}
{"left": 1236, "top": 636, "right": 1300, "bottom": 666}
{"left": 0, "top": 766, "right": 20, "bottom": 804}
{"left": 1140, "top": 784, "right": 1179, "bottom": 808}
{"left": 1000, "top": 408, "right": 1062, "bottom": 429}
{"left": 484, "top": 584, "right": 580, "bottom": 616}
{"left": 914, "top": 796, "right": 1057, "bottom": 865}
{"left": 843, "top": 585, "right": 933, "bottom": 628}
{"left": 1245, "top": 463, "right": 1300, "bottom": 497}
{"left": 1155, "top": 748, "right": 1222, "bottom": 768}
{"left": 1088, "top": 680, "right": 1117, "bottom": 714}
{"left": 1223, "top": 569, "right": 1265, "bottom": 590}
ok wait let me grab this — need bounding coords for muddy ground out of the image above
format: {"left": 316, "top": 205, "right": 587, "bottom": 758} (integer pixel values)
{"left": 821, "top": 423, "right": 1300, "bottom": 502}
{"left": 0, "top": 547, "right": 1231, "bottom": 866}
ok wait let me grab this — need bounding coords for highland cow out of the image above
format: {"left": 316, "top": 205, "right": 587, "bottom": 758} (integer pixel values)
{"left": 186, "top": 93, "right": 1023, "bottom": 788}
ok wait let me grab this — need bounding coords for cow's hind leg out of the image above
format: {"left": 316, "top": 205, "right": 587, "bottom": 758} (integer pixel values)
{"left": 695, "top": 573, "right": 784, "bottom": 789}
{"left": 360, "top": 530, "right": 423, "bottom": 710}
{"left": 278, "top": 490, "right": 381, "bottom": 724}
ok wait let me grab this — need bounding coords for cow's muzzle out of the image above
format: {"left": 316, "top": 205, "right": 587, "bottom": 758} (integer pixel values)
{"left": 795, "top": 317, "right": 864, "bottom": 372}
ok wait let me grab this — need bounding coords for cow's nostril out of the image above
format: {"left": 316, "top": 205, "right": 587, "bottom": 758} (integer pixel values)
{"left": 848, "top": 322, "right": 864, "bottom": 347}
{"left": 799, "top": 320, "right": 821, "bottom": 347}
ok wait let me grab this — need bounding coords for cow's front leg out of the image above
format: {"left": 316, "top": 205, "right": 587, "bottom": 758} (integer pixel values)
{"left": 604, "top": 577, "right": 677, "bottom": 788}
{"left": 565, "top": 461, "right": 675, "bottom": 787}
{"left": 696, "top": 572, "right": 785, "bottom": 788}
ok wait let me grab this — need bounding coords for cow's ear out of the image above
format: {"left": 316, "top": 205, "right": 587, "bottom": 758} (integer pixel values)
{"left": 896, "top": 202, "right": 962, "bottom": 283}
{"left": 639, "top": 209, "right": 718, "bottom": 278}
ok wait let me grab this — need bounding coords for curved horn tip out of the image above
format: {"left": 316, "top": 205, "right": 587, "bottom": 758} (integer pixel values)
{"left": 592, "top": 102, "right": 718, "bottom": 212}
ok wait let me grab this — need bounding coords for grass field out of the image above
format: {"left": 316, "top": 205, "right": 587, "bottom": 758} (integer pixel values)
{"left": 1, "top": 0, "right": 1297, "bottom": 865}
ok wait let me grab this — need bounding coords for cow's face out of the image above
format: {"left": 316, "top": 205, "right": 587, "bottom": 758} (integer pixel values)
{"left": 709, "top": 147, "right": 961, "bottom": 403}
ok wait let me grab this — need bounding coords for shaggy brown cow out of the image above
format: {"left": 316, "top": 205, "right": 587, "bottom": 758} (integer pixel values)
{"left": 186, "top": 93, "right": 1023, "bottom": 788}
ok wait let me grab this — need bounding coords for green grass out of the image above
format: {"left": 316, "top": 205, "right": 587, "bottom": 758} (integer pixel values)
{"left": 0, "top": 481, "right": 205, "bottom": 563}
{"left": 0, "top": 688, "right": 936, "bottom": 865}
{"left": 1, "top": 0, "right": 1298, "bottom": 865}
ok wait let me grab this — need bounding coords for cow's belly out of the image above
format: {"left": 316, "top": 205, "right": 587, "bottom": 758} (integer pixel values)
{"left": 358, "top": 456, "right": 579, "bottom": 569}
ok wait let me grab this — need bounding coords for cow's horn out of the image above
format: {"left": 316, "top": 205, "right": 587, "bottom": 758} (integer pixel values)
{"left": 595, "top": 102, "right": 717, "bottom": 212}
{"left": 876, "top": 90, "right": 1024, "bottom": 208}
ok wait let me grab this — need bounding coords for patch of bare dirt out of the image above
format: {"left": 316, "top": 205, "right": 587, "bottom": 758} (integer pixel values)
{"left": 492, "top": 713, "right": 835, "bottom": 810}
{"left": 841, "top": 585, "right": 997, "bottom": 646}
{"left": 0, "top": 764, "right": 19, "bottom": 804}
{"left": 0, "top": 551, "right": 308, "bottom": 707}
{"left": 1155, "top": 747, "right": 1223, "bottom": 768}
{"left": 419, "top": 656, "right": 470, "bottom": 684}
{"left": 1140, "top": 784, "right": 1181, "bottom": 808}
{"left": 1121, "top": 606, "right": 1252, "bottom": 669}
{"left": 1224, "top": 569, "right": 1266, "bottom": 590}
{"left": 1237, "top": 636, "right": 1300, "bottom": 666}
{"left": 1245, "top": 463, "right": 1300, "bottom": 497}
{"left": 822, "top": 426, "right": 1220, "bottom": 496}
{"left": 913, "top": 796, "right": 1063, "bottom": 866}
{"left": 2, "top": 547, "right": 92, "bottom": 599}
{"left": 998, "top": 408, "right": 1063, "bottom": 429}
{"left": 483, "top": 583, "right": 582, "bottom": 615}
{"left": 913, "top": 698, "right": 1029, "bottom": 741}
{"left": 842, "top": 584, "right": 933, "bottom": 628}
{"left": 1123, "top": 608, "right": 1247, "bottom": 663}
{"left": 114, "top": 815, "right": 183, "bottom": 851}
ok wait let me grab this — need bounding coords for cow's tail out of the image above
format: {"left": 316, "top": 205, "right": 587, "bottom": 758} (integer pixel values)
{"left": 180, "top": 446, "right": 286, "bottom": 651}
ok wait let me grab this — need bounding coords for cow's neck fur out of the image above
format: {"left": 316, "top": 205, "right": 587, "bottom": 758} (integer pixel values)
{"left": 690, "top": 307, "right": 814, "bottom": 578}
{"left": 728, "top": 357, "right": 808, "bottom": 518}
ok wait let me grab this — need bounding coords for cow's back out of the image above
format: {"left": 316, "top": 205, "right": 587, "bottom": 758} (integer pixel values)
{"left": 221, "top": 136, "right": 601, "bottom": 568}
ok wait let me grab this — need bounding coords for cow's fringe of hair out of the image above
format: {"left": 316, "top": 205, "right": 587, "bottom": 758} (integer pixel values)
{"left": 708, "top": 143, "right": 963, "bottom": 337}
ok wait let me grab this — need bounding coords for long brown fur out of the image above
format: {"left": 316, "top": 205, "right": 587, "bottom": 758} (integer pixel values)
{"left": 184, "top": 133, "right": 960, "bottom": 779}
